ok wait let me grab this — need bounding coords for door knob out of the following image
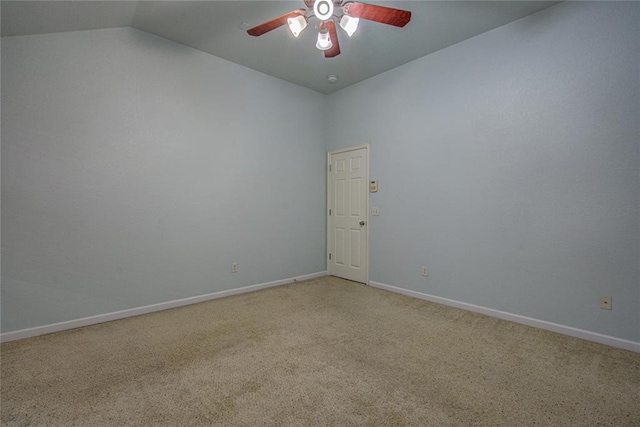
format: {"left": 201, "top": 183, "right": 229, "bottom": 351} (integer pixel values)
{"left": 359, "top": 221, "right": 366, "bottom": 226}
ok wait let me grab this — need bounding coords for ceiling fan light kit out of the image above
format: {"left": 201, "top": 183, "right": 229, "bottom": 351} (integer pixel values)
{"left": 287, "top": 15, "right": 308, "bottom": 37}
{"left": 339, "top": 15, "right": 359, "bottom": 37}
{"left": 316, "top": 29, "right": 333, "bottom": 51}
{"left": 313, "top": 0, "right": 334, "bottom": 21}
{"left": 247, "top": 0, "right": 411, "bottom": 58}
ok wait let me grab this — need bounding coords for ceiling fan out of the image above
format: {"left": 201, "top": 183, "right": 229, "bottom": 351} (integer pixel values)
{"left": 247, "top": 0, "right": 412, "bottom": 58}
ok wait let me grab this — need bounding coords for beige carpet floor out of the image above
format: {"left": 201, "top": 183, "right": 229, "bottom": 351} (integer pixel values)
{"left": 1, "top": 276, "right": 639, "bottom": 426}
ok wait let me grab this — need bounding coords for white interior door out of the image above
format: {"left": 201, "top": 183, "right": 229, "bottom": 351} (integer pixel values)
{"left": 328, "top": 146, "right": 368, "bottom": 283}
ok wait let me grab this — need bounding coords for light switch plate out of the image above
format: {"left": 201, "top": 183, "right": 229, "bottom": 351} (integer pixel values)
{"left": 372, "top": 207, "right": 379, "bottom": 216}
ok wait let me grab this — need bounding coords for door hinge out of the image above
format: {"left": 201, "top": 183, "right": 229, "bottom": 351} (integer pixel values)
{"left": 329, "top": 253, "right": 332, "bottom": 260}
{"left": 329, "top": 164, "right": 332, "bottom": 172}
{"left": 329, "top": 209, "right": 331, "bottom": 216}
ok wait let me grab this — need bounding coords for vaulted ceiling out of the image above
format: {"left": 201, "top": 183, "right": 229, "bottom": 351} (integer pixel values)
{"left": 2, "top": 1, "right": 559, "bottom": 94}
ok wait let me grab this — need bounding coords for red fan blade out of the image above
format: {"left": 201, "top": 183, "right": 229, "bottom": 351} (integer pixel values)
{"left": 342, "top": 2, "right": 411, "bottom": 27}
{"left": 324, "top": 20, "right": 341, "bottom": 58}
{"left": 247, "top": 9, "right": 307, "bottom": 36}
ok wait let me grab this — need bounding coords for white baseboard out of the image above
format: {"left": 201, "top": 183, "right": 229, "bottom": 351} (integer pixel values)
{"left": 0, "top": 271, "right": 328, "bottom": 343}
{"left": 368, "top": 281, "right": 640, "bottom": 354}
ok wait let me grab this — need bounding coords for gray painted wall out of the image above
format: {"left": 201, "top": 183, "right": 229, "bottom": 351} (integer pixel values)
{"left": 2, "top": 28, "right": 327, "bottom": 332}
{"left": 326, "top": 1, "right": 639, "bottom": 342}
{"left": 2, "top": 2, "right": 638, "bottom": 343}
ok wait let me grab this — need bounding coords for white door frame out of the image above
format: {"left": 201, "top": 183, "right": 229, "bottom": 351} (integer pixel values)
{"left": 327, "top": 144, "right": 370, "bottom": 284}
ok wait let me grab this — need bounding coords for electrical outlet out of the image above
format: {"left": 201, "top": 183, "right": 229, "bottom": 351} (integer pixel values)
{"left": 421, "top": 266, "right": 428, "bottom": 277}
{"left": 232, "top": 263, "right": 238, "bottom": 273}
{"left": 600, "top": 296, "right": 612, "bottom": 310}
